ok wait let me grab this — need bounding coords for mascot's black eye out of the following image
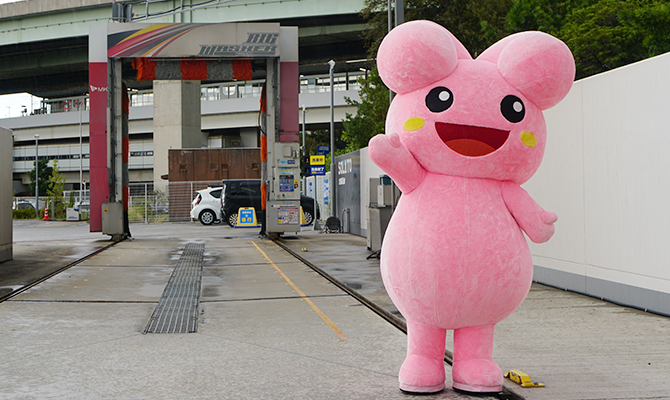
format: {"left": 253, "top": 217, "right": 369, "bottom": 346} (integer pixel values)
{"left": 500, "top": 95, "right": 525, "bottom": 123}
{"left": 426, "top": 87, "right": 453, "bottom": 113}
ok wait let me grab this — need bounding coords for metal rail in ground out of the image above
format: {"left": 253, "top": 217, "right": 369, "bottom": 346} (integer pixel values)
{"left": 273, "top": 238, "right": 522, "bottom": 400}
{"left": 0, "top": 240, "right": 120, "bottom": 303}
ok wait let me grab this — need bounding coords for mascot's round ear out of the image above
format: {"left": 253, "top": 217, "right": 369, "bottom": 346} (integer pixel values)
{"left": 377, "top": 20, "right": 469, "bottom": 94}
{"left": 479, "top": 31, "right": 575, "bottom": 110}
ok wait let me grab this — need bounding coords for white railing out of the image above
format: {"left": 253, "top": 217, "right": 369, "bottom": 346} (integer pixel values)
{"left": 32, "top": 72, "right": 366, "bottom": 115}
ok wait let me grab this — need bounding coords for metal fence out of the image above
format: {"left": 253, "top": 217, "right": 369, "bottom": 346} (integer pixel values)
{"left": 36, "top": 179, "right": 327, "bottom": 223}
{"left": 128, "top": 183, "right": 169, "bottom": 223}
{"left": 165, "top": 181, "right": 221, "bottom": 222}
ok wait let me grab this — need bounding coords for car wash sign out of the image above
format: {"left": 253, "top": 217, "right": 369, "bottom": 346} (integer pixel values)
{"left": 108, "top": 23, "right": 281, "bottom": 58}
{"left": 310, "top": 155, "right": 326, "bottom": 176}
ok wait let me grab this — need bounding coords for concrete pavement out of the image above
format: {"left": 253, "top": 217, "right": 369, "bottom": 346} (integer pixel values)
{"left": 1, "top": 220, "right": 669, "bottom": 399}
{"left": 277, "top": 228, "right": 670, "bottom": 400}
{"left": 1, "top": 221, "right": 493, "bottom": 400}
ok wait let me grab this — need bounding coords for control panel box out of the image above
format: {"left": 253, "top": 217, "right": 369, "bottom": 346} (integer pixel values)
{"left": 102, "top": 202, "right": 124, "bottom": 235}
{"left": 267, "top": 200, "right": 301, "bottom": 233}
{"left": 272, "top": 143, "right": 300, "bottom": 201}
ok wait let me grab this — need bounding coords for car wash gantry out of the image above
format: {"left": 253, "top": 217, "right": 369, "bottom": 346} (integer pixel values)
{"left": 88, "top": 22, "right": 301, "bottom": 240}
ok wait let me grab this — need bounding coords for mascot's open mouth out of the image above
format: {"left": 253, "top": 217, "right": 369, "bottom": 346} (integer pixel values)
{"left": 436, "top": 122, "right": 509, "bottom": 157}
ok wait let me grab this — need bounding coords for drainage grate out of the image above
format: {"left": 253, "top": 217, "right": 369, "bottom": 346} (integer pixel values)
{"left": 144, "top": 243, "right": 205, "bottom": 334}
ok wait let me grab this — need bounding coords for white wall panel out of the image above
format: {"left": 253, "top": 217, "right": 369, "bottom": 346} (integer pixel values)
{"left": 525, "top": 52, "right": 670, "bottom": 305}
{"left": 526, "top": 83, "right": 587, "bottom": 268}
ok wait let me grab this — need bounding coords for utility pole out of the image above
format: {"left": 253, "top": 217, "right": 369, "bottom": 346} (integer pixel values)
{"left": 34, "top": 134, "right": 39, "bottom": 218}
{"left": 328, "top": 60, "right": 336, "bottom": 218}
{"left": 388, "top": 0, "right": 404, "bottom": 104}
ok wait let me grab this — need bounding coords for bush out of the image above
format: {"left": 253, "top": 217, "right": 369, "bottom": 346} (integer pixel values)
{"left": 13, "top": 208, "right": 37, "bottom": 219}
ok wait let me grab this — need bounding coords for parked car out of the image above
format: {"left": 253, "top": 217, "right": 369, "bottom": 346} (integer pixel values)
{"left": 190, "top": 186, "right": 223, "bottom": 225}
{"left": 74, "top": 201, "right": 90, "bottom": 213}
{"left": 221, "top": 179, "right": 319, "bottom": 227}
{"left": 12, "top": 201, "right": 35, "bottom": 210}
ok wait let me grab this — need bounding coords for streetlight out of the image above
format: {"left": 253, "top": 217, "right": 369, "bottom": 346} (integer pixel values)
{"left": 301, "top": 105, "right": 306, "bottom": 158}
{"left": 328, "top": 60, "right": 336, "bottom": 218}
{"left": 34, "top": 134, "right": 39, "bottom": 218}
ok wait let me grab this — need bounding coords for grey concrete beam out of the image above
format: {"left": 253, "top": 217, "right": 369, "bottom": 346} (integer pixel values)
{"left": 0, "top": 0, "right": 109, "bottom": 20}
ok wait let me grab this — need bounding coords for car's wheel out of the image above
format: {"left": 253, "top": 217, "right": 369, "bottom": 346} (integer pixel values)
{"left": 303, "top": 210, "right": 314, "bottom": 225}
{"left": 227, "top": 212, "right": 238, "bottom": 227}
{"left": 199, "top": 209, "right": 216, "bottom": 225}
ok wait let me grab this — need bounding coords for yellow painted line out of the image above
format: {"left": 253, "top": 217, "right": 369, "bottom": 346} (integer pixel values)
{"left": 251, "top": 241, "right": 348, "bottom": 340}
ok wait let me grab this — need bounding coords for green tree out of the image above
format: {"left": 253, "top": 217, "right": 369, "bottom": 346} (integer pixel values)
{"left": 47, "top": 160, "right": 66, "bottom": 219}
{"left": 27, "top": 158, "right": 52, "bottom": 196}
{"left": 507, "top": 0, "right": 598, "bottom": 35}
{"left": 341, "top": 67, "right": 389, "bottom": 153}
{"left": 558, "top": 0, "right": 670, "bottom": 79}
{"left": 300, "top": 129, "right": 345, "bottom": 174}
{"left": 362, "top": 0, "right": 514, "bottom": 58}
{"left": 303, "top": 129, "right": 343, "bottom": 157}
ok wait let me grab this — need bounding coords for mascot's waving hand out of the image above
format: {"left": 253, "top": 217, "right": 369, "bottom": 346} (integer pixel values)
{"left": 369, "top": 20, "right": 575, "bottom": 394}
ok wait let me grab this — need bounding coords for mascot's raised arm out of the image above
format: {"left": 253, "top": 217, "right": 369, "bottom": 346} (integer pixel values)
{"left": 369, "top": 20, "right": 575, "bottom": 394}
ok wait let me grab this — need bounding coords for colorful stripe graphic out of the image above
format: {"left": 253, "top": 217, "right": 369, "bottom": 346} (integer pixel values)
{"left": 108, "top": 24, "right": 203, "bottom": 58}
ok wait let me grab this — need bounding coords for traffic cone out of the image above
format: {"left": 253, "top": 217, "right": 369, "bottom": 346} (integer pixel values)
{"left": 42, "top": 204, "right": 51, "bottom": 221}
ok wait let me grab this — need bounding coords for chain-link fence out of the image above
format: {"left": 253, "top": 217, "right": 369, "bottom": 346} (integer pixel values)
{"left": 128, "top": 183, "right": 168, "bottom": 223}
{"left": 127, "top": 181, "right": 221, "bottom": 223}
{"left": 166, "top": 181, "right": 220, "bottom": 222}
{"left": 16, "top": 183, "right": 225, "bottom": 223}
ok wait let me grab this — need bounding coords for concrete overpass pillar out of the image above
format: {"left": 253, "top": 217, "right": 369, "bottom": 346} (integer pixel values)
{"left": 152, "top": 80, "right": 204, "bottom": 192}
{"left": 1, "top": 127, "right": 13, "bottom": 262}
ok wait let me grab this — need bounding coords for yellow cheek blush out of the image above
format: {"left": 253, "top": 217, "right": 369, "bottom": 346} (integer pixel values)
{"left": 520, "top": 131, "right": 537, "bottom": 148}
{"left": 403, "top": 117, "right": 425, "bottom": 131}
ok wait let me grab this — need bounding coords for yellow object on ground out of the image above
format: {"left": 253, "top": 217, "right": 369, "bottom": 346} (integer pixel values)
{"left": 300, "top": 206, "right": 308, "bottom": 226}
{"left": 235, "top": 207, "right": 260, "bottom": 228}
{"left": 504, "top": 370, "right": 545, "bottom": 388}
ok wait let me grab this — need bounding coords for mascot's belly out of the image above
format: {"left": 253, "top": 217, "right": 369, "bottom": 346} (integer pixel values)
{"left": 380, "top": 174, "right": 533, "bottom": 329}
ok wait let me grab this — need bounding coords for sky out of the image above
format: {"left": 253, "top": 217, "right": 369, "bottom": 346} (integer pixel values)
{"left": 0, "top": 1, "right": 40, "bottom": 118}
{"left": 0, "top": 1, "right": 50, "bottom": 118}
{"left": 0, "top": 93, "right": 42, "bottom": 119}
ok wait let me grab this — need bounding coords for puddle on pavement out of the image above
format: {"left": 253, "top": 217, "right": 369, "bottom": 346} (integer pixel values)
{"left": 0, "top": 285, "right": 24, "bottom": 298}
{"left": 62, "top": 246, "right": 105, "bottom": 259}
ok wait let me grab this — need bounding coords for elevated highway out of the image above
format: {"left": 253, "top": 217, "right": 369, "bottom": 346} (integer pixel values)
{"left": 0, "top": 0, "right": 370, "bottom": 98}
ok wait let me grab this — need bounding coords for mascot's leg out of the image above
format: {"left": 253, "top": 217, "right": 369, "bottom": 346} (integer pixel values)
{"left": 398, "top": 319, "right": 446, "bottom": 393}
{"left": 452, "top": 325, "right": 503, "bottom": 393}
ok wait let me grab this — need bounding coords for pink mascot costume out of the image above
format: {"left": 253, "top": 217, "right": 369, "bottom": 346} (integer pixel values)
{"left": 369, "top": 21, "right": 575, "bottom": 394}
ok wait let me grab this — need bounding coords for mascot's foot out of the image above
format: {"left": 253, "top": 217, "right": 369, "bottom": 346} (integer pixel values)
{"left": 452, "top": 359, "right": 503, "bottom": 393}
{"left": 398, "top": 354, "right": 445, "bottom": 394}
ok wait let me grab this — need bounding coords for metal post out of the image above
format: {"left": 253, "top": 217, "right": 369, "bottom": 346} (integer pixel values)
{"left": 328, "top": 60, "right": 336, "bottom": 218}
{"left": 388, "top": 0, "right": 392, "bottom": 33}
{"left": 79, "top": 100, "right": 83, "bottom": 210}
{"left": 112, "top": 59, "right": 124, "bottom": 204}
{"left": 144, "top": 183, "right": 148, "bottom": 224}
{"left": 302, "top": 104, "right": 306, "bottom": 196}
{"left": 302, "top": 105, "right": 306, "bottom": 157}
{"left": 395, "top": 0, "right": 404, "bottom": 26}
{"left": 388, "top": 0, "right": 394, "bottom": 105}
{"left": 34, "top": 134, "right": 39, "bottom": 218}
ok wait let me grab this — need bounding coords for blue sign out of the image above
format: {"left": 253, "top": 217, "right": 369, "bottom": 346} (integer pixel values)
{"left": 310, "top": 166, "right": 326, "bottom": 175}
{"left": 323, "top": 178, "right": 329, "bottom": 205}
{"left": 307, "top": 181, "right": 314, "bottom": 198}
{"left": 316, "top": 145, "right": 330, "bottom": 155}
{"left": 240, "top": 209, "right": 255, "bottom": 224}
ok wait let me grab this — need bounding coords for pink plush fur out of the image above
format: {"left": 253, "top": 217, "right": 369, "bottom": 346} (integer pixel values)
{"left": 369, "top": 20, "right": 574, "bottom": 393}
